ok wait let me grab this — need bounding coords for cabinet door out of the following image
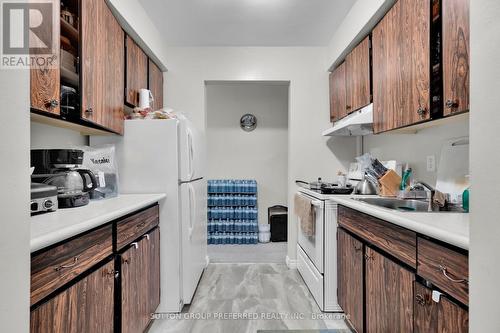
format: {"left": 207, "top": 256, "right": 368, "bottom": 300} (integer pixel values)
{"left": 30, "top": 260, "right": 115, "bottom": 333}
{"left": 148, "top": 59, "right": 164, "bottom": 111}
{"left": 372, "top": 0, "right": 430, "bottom": 133}
{"left": 330, "top": 62, "right": 347, "bottom": 122}
{"left": 30, "top": 0, "right": 60, "bottom": 115}
{"left": 414, "top": 282, "right": 468, "bottom": 333}
{"left": 442, "top": 0, "right": 470, "bottom": 115}
{"left": 337, "top": 229, "right": 364, "bottom": 333}
{"left": 125, "top": 35, "right": 148, "bottom": 107}
{"left": 81, "top": 0, "right": 124, "bottom": 134}
{"left": 346, "top": 37, "right": 371, "bottom": 113}
{"left": 365, "top": 247, "right": 414, "bottom": 333}
{"left": 121, "top": 228, "right": 160, "bottom": 333}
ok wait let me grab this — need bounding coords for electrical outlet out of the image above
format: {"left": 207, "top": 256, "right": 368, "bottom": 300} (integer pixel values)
{"left": 426, "top": 155, "right": 436, "bottom": 172}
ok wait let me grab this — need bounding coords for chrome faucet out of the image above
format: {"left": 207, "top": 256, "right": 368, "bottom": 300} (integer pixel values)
{"left": 411, "top": 181, "right": 436, "bottom": 212}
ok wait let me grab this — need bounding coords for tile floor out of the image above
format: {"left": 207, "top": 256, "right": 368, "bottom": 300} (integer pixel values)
{"left": 149, "top": 263, "right": 351, "bottom": 333}
{"left": 208, "top": 243, "right": 288, "bottom": 263}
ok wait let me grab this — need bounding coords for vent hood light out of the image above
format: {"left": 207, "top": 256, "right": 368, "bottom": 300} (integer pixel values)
{"left": 322, "top": 103, "right": 373, "bottom": 136}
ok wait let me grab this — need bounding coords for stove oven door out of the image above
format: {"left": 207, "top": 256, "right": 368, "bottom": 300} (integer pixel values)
{"left": 296, "top": 192, "right": 324, "bottom": 273}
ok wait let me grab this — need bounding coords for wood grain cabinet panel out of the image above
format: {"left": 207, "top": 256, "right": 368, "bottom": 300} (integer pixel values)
{"left": 30, "top": 260, "right": 115, "bottom": 333}
{"left": 443, "top": 0, "right": 470, "bottom": 115}
{"left": 125, "top": 35, "right": 148, "bottom": 107}
{"left": 372, "top": 0, "right": 430, "bottom": 133}
{"left": 329, "top": 62, "right": 347, "bottom": 122}
{"left": 365, "top": 247, "right": 414, "bottom": 333}
{"left": 30, "top": 0, "right": 60, "bottom": 115}
{"left": 30, "top": 224, "right": 112, "bottom": 306}
{"left": 81, "top": 0, "right": 124, "bottom": 134}
{"left": 148, "top": 59, "right": 164, "bottom": 110}
{"left": 121, "top": 227, "right": 160, "bottom": 333}
{"left": 417, "top": 237, "right": 469, "bottom": 305}
{"left": 414, "top": 282, "right": 468, "bottom": 333}
{"left": 346, "top": 37, "right": 371, "bottom": 113}
{"left": 337, "top": 228, "right": 364, "bottom": 333}
{"left": 338, "top": 205, "right": 417, "bottom": 268}
{"left": 117, "top": 205, "right": 159, "bottom": 251}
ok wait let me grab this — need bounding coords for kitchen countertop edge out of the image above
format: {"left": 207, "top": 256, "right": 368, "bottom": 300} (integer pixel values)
{"left": 30, "top": 193, "right": 166, "bottom": 253}
{"left": 331, "top": 196, "right": 469, "bottom": 250}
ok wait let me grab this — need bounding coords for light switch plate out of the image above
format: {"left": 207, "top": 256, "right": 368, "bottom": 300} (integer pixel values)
{"left": 426, "top": 155, "right": 436, "bottom": 172}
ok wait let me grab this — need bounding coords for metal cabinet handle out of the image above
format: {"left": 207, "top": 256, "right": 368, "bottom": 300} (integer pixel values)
{"left": 417, "top": 107, "right": 427, "bottom": 118}
{"left": 54, "top": 256, "right": 79, "bottom": 271}
{"left": 142, "top": 234, "right": 150, "bottom": 241}
{"left": 131, "top": 242, "right": 139, "bottom": 249}
{"left": 85, "top": 108, "right": 93, "bottom": 114}
{"left": 438, "top": 264, "right": 468, "bottom": 284}
{"left": 106, "top": 269, "right": 119, "bottom": 279}
{"left": 445, "top": 100, "right": 459, "bottom": 109}
{"left": 415, "top": 294, "right": 427, "bottom": 306}
{"left": 46, "top": 99, "right": 59, "bottom": 108}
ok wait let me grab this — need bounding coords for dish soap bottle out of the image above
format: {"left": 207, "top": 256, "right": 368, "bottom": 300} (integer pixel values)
{"left": 462, "top": 187, "right": 470, "bottom": 212}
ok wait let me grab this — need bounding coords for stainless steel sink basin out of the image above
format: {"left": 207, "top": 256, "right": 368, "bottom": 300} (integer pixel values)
{"left": 352, "top": 197, "right": 465, "bottom": 213}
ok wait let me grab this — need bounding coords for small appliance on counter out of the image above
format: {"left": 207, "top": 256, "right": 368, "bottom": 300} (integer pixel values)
{"left": 30, "top": 183, "right": 58, "bottom": 215}
{"left": 31, "top": 149, "right": 98, "bottom": 208}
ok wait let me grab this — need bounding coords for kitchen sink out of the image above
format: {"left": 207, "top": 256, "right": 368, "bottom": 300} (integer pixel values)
{"left": 352, "top": 197, "right": 465, "bottom": 213}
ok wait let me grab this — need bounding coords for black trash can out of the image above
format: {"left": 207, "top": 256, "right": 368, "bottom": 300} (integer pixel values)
{"left": 268, "top": 205, "right": 287, "bottom": 242}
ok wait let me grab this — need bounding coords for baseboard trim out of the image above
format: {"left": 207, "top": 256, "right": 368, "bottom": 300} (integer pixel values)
{"left": 286, "top": 255, "right": 298, "bottom": 269}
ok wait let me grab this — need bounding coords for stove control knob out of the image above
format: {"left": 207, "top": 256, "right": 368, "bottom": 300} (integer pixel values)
{"left": 44, "top": 200, "right": 54, "bottom": 209}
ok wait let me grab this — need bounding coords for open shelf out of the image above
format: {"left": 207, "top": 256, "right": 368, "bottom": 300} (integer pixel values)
{"left": 60, "top": 66, "right": 79, "bottom": 88}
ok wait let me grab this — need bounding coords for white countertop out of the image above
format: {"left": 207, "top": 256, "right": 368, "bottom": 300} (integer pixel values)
{"left": 299, "top": 189, "right": 469, "bottom": 250}
{"left": 31, "top": 193, "right": 166, "bottom": 253}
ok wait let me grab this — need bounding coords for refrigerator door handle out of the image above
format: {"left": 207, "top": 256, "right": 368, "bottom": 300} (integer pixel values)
{"left": 187, "top": 129, "right": 194, "bottom": 180}
{"left": 188, "top": 183, "right": 195, "bottom": 240}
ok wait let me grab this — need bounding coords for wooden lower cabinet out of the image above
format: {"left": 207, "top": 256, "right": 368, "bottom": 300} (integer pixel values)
{"left": 30, "top": 260, "right": 115, "bottom": 333}
{"left": 414, "top": 282, "right": 468, "bottom": 333}
{"left": 337, "top": 229, "right": 364, "bottom": 332}
{"left": 121, "top": 227, "right": 160, "bottom": 333}
{"left": 365, "top": 247, "right": 414, "bottom": 333}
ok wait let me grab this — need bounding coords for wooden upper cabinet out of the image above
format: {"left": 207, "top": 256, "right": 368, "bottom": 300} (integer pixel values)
{"left": 148, "top": 59, "right": 164, "bottom": 111}
{"left": 125, "top": 35, "right": 148, "bottom": 107}
{"left": 30, "top": 260, "right": 115, "bottom": 333}
{"left": 338, "top": 229, "right": 364, "bottom": 333}
{"left": 372, "top": 0, "right": 430, "bottom": 133}
{"left": 30, "top": 0, "right": 60, "bottom": 115}
{"left": 443, "top": 0, "right": 470, "bottom": 115}
{"left": 365, "top": 247, "right": 414, "bottom": 332}
{"left": 345, "top": 37, "right": 371, "bottom": 113}
{"left": 329, "top": 62, "right": 347, "bottom": 122}
{"left": 81, "top": 0, "right": 124, "bottom": 134}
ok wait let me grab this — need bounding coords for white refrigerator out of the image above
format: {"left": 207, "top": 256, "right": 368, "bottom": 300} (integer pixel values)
{"left": 91, "top": 117, "right": 208, "bottom": 312}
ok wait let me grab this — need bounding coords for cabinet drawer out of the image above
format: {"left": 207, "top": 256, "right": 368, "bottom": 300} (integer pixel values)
{"left": 417, "top": 237, "right": 468, "bottom": 305}
{"left": 117, "top": 205, "right": 159, "bottom": 251}
{"left": 31, "top": 224, "right": 113, "bottom": 306}
{"left": 338, "top": 206, "right": 417, "bottom": 268}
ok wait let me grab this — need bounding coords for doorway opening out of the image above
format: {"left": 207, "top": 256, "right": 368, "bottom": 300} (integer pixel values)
{"left": 205, "top": 80, "right": 290, "bottom": 263}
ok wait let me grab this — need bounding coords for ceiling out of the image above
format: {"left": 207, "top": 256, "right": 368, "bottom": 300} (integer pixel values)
{"left": 139, "top": 0, "right": 355, "bottom": 46}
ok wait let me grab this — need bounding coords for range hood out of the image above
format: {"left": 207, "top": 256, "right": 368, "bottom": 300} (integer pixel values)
{"left": 322, "top": 103, "right": 373, "bottom": 136}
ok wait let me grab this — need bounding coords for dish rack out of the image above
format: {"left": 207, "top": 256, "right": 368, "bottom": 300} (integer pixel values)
{"left": 207, "top": 179, "right": 258, "bottom": 245}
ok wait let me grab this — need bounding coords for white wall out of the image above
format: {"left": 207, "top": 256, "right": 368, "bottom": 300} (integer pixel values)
{"left": 363, "top": 117, "right": 469, "bottom": 185}
{"left": 470, "top": 0, "right": 500, "bottom": 331}
{"left": 0, "top": 70, "right": 30, "bottom": 331}
{"left": 327, "top": 0, "right": 395, "bottom": 69}
{"left": 31, "top": 122, "right": 88, "bottom": 149}
{"left": 206, "top": 82, "right": 289, "bottom": 224}
{"left": 164, "top": 47, "right": 357, "bottom": 260}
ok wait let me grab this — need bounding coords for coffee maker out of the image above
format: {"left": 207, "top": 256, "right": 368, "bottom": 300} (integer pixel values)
{"left": 31, "top": 149, "right": 98, "bottom": 208}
